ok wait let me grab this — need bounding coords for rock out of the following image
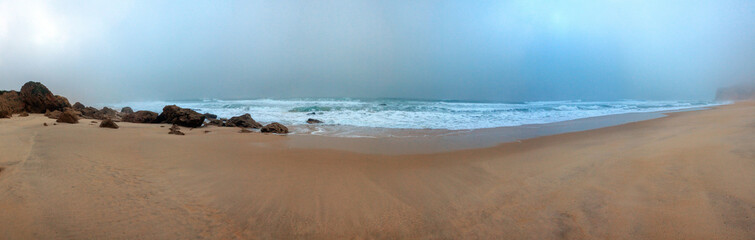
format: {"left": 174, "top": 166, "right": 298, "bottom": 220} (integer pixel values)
{"left": 227, "top": 113, "right": 262, "bottom": 128}
{"left": 122, "top": 110, "right": 159, "bottom": 123}
{"left": 0, "top": 91, "right": 24, "bottom": 115}
{"left": 79, "top": 107, "right": 98, "bottom": 119}
{"left": 94, "top": 107, "right": 118, "bottom": 120}
{"left": 120, "top": 107, "right": 134, "bottom": 114}
{"left": 54, "top": 95, "right": 71, "bottom": 109}
{"left": 20, "top": 81, "right": 71, "bottom": 113}
{"left": 205, "top": 119, "right": 224, "bottom": 127}
{"left": 306, "top": 118, "right": 323, "bottom": 124}
{"left": 156, "top": 105, "right": 205, "bottom": 128}
{"left": 204, "top": 130, "right": 211, "bottom": 134}
{"left": 715, "top": 83, "right": 755, "bottom": 101}
{"left": 168, "top": 124, "right": 185, "bottom": 135}
{"left": 239, "top": 128, "right": 252, "bottom": 133}
{"left": 73, "top": 102, "right": 86, "bottom": 110}
{"left": 45, "top": 110, "right": 62, "bottom": 119}
{"left": 56, "top": 110, "right": 79, "bottom": 124}
{"left": 99, "top": 118, "right": 119, "bottom": 129}
{"left": 0, "top": 109, "right": 10, "bottom": 118}
{"left": 261, "top": 122, "right": 289, "bottom": 134}
{"left": 307, "top": 112, "right": 316, "bottom": 115}
{"left": 43, "top": 123, "right": 48, "bottom": 126}
{"left": 19, "top": 112, "right": 29, "bottom": 117}
{"left": 203, "top": 113, "right": 218, "bottom": 119}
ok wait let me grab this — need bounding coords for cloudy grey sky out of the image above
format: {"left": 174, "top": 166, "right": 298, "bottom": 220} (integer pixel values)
{"left": 0, "top": 0, "right": 753, "bottom": 103}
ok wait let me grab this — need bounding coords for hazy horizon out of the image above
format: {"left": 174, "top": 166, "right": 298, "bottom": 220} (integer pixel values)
{"left": 0, "top": 0, "right": 753, "bottom": 104}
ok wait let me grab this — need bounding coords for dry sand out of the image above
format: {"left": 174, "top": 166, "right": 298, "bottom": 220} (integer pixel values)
{"left": 0, "top": 102, "right": 753, "bottom": 239}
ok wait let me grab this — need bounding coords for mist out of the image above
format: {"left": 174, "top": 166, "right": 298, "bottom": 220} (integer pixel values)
{"left": 0, "top": 0, "right": 753, "bottom": 103}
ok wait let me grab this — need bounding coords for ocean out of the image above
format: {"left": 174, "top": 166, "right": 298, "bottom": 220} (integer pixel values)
{"left": 101, "top": 98, "right": 723, "bottom": 132}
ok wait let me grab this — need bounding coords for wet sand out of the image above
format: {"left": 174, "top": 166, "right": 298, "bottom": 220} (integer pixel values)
{"left": 288, "top": 108, "right": 693, "bottom": 154}
{"left": 0, "top": 102, "right": 753, "bottom": 239}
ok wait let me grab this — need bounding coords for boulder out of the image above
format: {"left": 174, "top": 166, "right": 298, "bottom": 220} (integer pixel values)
{"left": 122, "top": 110, "right": 159, "bottom": 123}
{"left": 168, "top": 124, "right": 185, "bottom": 135}
{"left": 79, "top": 107, "right": 98, "bottom": 118}
{"left": 54, "top": 95, "right": 71, "bottom": 110}
{"left": 99, "top": 118, "right": 119, "bottom": 129}
{"left": 73, "top": 102, "right": 86, "bottom": 110}
{"left": 227, "top": 113, "right": 262, "bottom": 128}
{"left": 205, "top": 119, "right": 224, "bottom": 127}
{"left": 121, "top": 107, "right": 134, "bottom": 114}
{"left": 45, "top": 110, "right": 62, "bottom": 119}
{"left": 56, "top": 110, "right": 79, "bottom": 124}
{"left": 203, "top": 113, "right": 218, "bottom": 119}
{"left": 0, "top": 91, "right": 25, "bottom": 115}
{"left": 261, "top": 122, "right": 289, "bottom": 134}
{"left": 307, "top": 118, "right": 323, "bottom": 124}
{"left": 94, "top": 107, "right": 118, "bottom": 120}
{"left": 156, "top": 105, "right": 205, "bottom": 128}
{"left": 20, "top": 81, "right": 71, "bottom": 113}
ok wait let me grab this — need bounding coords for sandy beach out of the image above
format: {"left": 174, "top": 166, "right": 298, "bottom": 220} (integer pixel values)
{"left": 0, "top": 102, "right": 753, "bottom": 239}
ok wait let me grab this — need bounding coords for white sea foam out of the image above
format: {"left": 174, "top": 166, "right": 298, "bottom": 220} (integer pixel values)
{"left": 97, "top": 99, "right": 725, "bottom": 130}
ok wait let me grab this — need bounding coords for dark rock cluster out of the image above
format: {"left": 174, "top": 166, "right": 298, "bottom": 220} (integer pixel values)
{"left": 0, "top": 81, "right": 70, "bottom": 116}
{"left": 99, "top": 118, "right": 119, "bottom": 129}
{"left": 226, "top": 113, "right": 262, "bottom": 128}
{"left": 122, "top": 111, "right": 159, "bottom": 123}
{"left": 1, "top": 81, "right": 291, "bottom": 134}
{"left": 261, "top": 122, "right": 289, "bottom": 134}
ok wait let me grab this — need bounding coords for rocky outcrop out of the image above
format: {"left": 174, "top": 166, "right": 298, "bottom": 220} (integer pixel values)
{"left": 715, "top": 83, "right": 755, "bottom": 101}
{"left": 73, "top": 102, "right": 86, "bottom": 110}
{"left": 99, "top": 118, "right": 119, "bottom": 129}
{"left": 45, "top": 110, "right": 63, "bottom": 119}
{"left": 227, "top": 113, "right": 262, "bottom": 128}
{"left": 307, "top": 118, "right": 323, "bottom": 124}
{"left": 56, "top": 110, "right": 79, "bottom": 124}
{"left": 0, "top": 91, "right": 24, "bottom": 115}
{"left": 205, "top": 119, "right": 224, "bottom": 127}
{"left": 121, "top": 107, "right": 134, "bottom": 114}
{"left": 94, "top": 107, "right": 118, "bottom": 120}
{"left": 20, "top": 81, "right": 71, "bottom": 113}
{"left": 122, "top": 111, "right": 159, "bottom": 123}
{"left": 203, "top": 113, "right": 218, "bottom": 120}
{"left": 79, "top": 107, "right": 97, "bottom": 118}
{"left": 156, "top": 105, "right": 205, "bottom": 128}
{"left": 261, "top": 122, "right": 289, "bottom": 134}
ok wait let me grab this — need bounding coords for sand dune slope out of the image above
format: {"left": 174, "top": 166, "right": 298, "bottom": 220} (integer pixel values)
{"left": 0, "top": 103, "right": 754, "bottom": 239}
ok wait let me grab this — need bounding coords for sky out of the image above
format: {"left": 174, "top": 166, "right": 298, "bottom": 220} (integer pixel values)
{"left": 0, "top": 0, "right": 753, "bottom": 103}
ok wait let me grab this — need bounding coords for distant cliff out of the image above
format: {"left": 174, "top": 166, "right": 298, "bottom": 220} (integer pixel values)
{"left": 715, "top": 83, "right": 755, "bottom": 101}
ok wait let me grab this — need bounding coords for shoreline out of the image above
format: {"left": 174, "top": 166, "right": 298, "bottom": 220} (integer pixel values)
{"left": 288, "top": 105, "right": 721, "bottom": 154}
{"left": 0, "top": 102, "right": 753, "bottom": 239}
